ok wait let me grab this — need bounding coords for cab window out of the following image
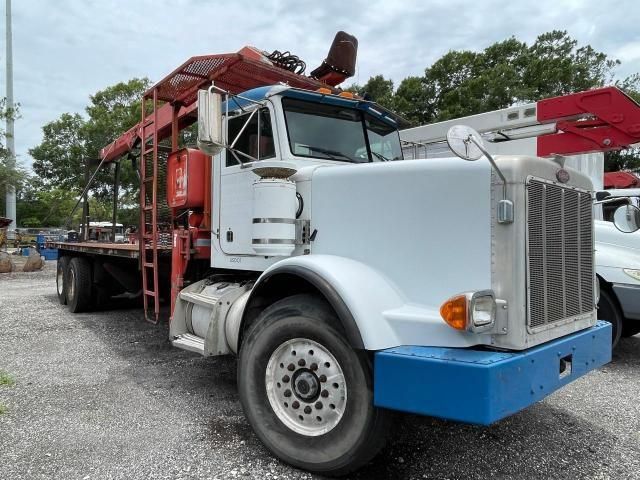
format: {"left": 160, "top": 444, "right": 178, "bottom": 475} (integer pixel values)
{"left": 226, "top": 108, "right": 275, "bottom": 167}
{"left": 365, "top": 115, "right": 403, "bottom": 162}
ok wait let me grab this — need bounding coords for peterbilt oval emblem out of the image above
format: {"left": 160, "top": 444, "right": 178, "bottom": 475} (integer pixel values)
{"left": 556, "top": 168, "right": 570, "bottom": 183}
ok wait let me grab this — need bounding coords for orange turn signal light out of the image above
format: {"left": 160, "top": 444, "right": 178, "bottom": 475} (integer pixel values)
{"left": 440, "top": 294, "right": 468, "bottom": 331}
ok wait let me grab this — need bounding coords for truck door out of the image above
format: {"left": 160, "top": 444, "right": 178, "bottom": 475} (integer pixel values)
{"left": 219, "top": 107, "right": 277, "bottom": 255}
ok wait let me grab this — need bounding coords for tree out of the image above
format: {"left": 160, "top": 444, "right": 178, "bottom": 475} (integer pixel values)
{"left": 604, "top": 75, "right": 640, "bottom": 171}
{"left": 16, "top": 181, "right": 81, "bottom": 227}
{"left": 355, "top": 31, "right": 625, "bottom": 127}
{"left": 522, "top": 31, "right": 618, "bottom": 100}
{"left": 352, "top": 30, "right": 639, "bottom": 172}
{"left": 84, "top": 78, "right": 149, "bottom": 151}
{"left": 392, "top": 76, "right": 435, "bottom": 127}
{"left": 30, "top": 78, "right": 151, "bottom": 199}
{"left": 28, "top": 78, "right": 151, "bottom": 226}
{"left": 350, "top": 75, "right": 395, "bottom": 108}
{"left": 29, "top": 113, "right": 87, "bottom": 192}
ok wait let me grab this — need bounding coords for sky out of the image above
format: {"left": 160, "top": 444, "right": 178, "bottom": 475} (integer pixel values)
{"left": 1, "top": 0, "right": 640, "bottom": 169}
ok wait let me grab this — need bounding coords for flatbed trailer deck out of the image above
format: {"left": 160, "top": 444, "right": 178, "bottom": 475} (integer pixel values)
{"left": 52, "top": 242, "right": 141, "bottom": 259}
{"left": 50, "top": 242, "right": 172, "bottom": 259}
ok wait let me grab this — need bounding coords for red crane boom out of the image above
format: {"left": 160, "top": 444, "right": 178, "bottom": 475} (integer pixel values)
{"left": 100, "top": 47, "right": 347, "bottom": 162}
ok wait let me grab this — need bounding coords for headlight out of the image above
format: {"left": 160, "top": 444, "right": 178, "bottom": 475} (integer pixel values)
{"left": 623, "top": 268, "right": 640, "bottom": 282}
{"left": 440, "top": 290, "right": 496, "bottom": 332}
{"left": 471, "top": 294, "right": 496, "bottom": 327}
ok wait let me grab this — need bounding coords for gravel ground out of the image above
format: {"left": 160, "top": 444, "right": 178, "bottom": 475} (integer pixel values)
{"left": 1, "top": 264, "right": 639, "bottom": 480}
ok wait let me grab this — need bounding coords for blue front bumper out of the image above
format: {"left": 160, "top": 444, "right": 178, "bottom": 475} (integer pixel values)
{"left": 373, "top": 321, "right": 611, "bottom": 425}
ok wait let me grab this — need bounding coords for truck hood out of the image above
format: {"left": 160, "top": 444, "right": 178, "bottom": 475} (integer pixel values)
{"left": 595, "top": 220, "right": 640, "bottom": 271}
{"left": 595, "top": 220, "right": 640, "bottom": 252}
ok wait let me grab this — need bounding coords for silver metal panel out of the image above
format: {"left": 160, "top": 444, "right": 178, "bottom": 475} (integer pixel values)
{"left": 171, "top": 333, "right": 205, "bottom": 355}
{"left": 526, "top": 178, "right": 594, "bottom": 331}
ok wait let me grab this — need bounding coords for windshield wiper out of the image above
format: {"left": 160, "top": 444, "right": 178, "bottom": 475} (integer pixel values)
{"left": 299, "top": 144, "right": 354, "bottom": 161}
{"left": 370, "top": 151, "right": 391, "bottom": 162}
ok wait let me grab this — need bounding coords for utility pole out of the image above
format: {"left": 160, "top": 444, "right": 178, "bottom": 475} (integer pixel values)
{"left": 5, "top": 0, "right": 16, "bottom": 239}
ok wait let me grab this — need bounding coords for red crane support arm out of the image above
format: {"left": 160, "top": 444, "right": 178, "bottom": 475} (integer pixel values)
{"left": 100, "top": 102, "right": 198, "bottom": 162}
{"left": 536, "top": 87, "right": 640, "bottom": 157}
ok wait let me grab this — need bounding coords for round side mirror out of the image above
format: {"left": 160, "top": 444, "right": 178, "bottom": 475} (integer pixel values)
{"left": 446, "top": 125, "right": 484, "bottom": 161}
{"left": 613, "top": 204, "right": 640, "bottom": 233}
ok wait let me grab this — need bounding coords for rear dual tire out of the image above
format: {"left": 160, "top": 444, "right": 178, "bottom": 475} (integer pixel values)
{"left": 66, "top": 257, "right": 92, "bottom": 313}
{"left": 238, "top": 294, "right": 390, "bottom": 476}
{"left": 56, "top": 256, "right": 70, "bottom": 305}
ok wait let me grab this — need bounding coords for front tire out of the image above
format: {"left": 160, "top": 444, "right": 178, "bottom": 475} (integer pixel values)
{"left": 238, "top": 294, "right": 389, "bottom": 476}
{"left": 597, "top": 289, "right": 622, "bottom": 348}
{"left": 621, "top": 319, "right": 640, "bottom": 338}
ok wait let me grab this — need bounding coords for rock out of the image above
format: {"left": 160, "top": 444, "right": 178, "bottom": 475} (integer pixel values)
{"left": 23, "top": 250, "right": 44, "bottom": 272}
{"left": 0, "top": 251, "right": 13, "bottom": 273}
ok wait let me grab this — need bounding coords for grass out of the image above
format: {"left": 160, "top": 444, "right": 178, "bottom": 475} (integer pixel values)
{"left": 0, "top": 370, "right": 15, "bottom": 414}
{"left": 0, "top": 371, "right": 15, "bottom": 387}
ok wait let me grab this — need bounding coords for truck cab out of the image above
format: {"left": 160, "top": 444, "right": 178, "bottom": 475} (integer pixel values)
{"left": 211, "top": 85, "right": 404, "bottom": 271}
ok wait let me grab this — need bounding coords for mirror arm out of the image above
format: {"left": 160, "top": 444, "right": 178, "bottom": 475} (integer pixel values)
{"left": 594, "top": 197, "right": 633, "bottom": 206}
{"left": 234, "top": 93, "right": 269, "bottom": 107}
{"left": 230, "top": 148, "right": 258, "bottom": 165}
{"left": 468, "top": 135, "right": 508, "bottom": 199}
{"left": 208, "top": 84, "right": 228, "bottom": 96}
{"left": 466, "top": 134, "right": 513, "bottom": 224}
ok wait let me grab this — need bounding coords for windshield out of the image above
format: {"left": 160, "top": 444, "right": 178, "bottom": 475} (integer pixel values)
{"left": 364, "top": 115, "right": 403, "bottom": 162}
{"left": 282, "top": 97, "right": 402, "bottom": 163}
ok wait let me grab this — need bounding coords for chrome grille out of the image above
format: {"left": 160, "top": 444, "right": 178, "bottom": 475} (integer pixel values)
{"left": 526, "top": 178, "right": 594, "bottom": 330}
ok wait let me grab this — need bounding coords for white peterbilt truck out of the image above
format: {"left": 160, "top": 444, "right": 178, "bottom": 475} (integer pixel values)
{"left": 51, "top": 35, "right": 635, "bottom": 475}
{"left": 400, "top": 89, "right": 640, "bottom": 349}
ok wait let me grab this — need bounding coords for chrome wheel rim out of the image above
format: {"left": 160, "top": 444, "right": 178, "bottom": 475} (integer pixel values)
{"left": 265, "top": 338, "right": 347, "bottom": 436}
{"left": 67, "top": 267, "right": 75, "bottom": 302}
{"left": 56, "top": 267, "right": 64, "bottom": 296}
